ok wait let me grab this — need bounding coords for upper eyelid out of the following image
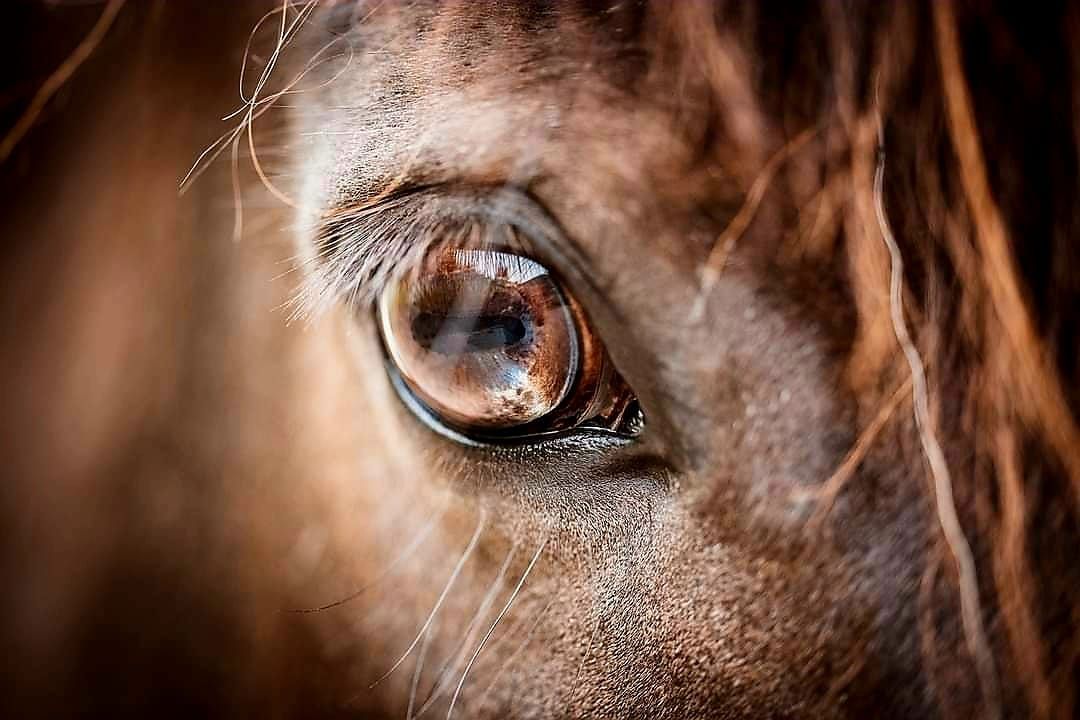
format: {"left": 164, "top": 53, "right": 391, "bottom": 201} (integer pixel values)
{"left": 297, "top": 186, "right": 478, "bottom": 319}
{"left": 296, "top": 184, "right": 605, "bottom": 321}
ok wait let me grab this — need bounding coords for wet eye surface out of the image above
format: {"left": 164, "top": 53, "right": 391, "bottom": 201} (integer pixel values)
{"left": 378, "top": 246, "right": 641, "bottom": 442}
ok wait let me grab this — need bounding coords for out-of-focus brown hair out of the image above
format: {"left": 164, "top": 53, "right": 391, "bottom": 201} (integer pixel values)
{"left": 648, "top": 2, "right": 1079, "bottom": 717}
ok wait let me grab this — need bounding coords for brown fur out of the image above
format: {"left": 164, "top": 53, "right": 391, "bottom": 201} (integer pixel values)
{"left": 1, "top": 1, "right": 1077, "bottom": 718}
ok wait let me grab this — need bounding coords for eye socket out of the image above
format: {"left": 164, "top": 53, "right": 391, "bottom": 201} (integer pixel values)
{"left": 377, "top": 245, "right": 641, "bottom": 441}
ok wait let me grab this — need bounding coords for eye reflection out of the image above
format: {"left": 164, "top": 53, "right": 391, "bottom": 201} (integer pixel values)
{"left": 378, "top": 246, "right": 642, "bottom": 440}
{"left": 380, "top": 249, "right": 578, "bottom": 429}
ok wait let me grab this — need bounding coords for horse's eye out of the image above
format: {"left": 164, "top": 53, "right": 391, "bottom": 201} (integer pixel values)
{"left": 378, "top": 247, "right": 641, "bottom": 441}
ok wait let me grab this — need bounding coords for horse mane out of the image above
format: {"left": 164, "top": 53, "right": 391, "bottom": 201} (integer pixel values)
{"left": 647, "top": 2, "right": 1079, "bottom": 717}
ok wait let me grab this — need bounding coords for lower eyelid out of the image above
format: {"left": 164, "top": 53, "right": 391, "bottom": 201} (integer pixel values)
{"left": 382, "top": 355, "right": 638, "bottom": 453}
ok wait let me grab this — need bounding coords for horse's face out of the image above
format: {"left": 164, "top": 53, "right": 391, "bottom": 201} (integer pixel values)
{"left": 278, "top": 4, "right": 931, "bottom": 718}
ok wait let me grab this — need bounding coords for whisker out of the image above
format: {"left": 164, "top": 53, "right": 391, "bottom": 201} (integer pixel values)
{"left": 246, "top": 23, "right": 353, "bottom": 209}
{"left": 566, "top": 614, "right": 601, "bottom": 708}
{"left": 473, "top": 595, "right": 556, "bottom": 707}
{"left": 412, "top": 539, "right": 520, "bottom": 718}
{"left": 407, "top": 615, "right": 438, "bottom": 720}
{"left": 230, "top": 129, "right": 245, "bottom": 242}
{"left": 234, "top": 0, "right": 306, "bottom": 113}
{"left": 446, "top": 537, "right": 549, "bottom": 720}
{"left": 181, "top": 0, "right": 326, "bottom": 195}
{"left": 287, "top": 500, "right": 448, "bottom": 613}
{"left": 237, "top": 0, "right": 319, "bottom": 209}
{"left": 370, "top": 509, "right": 487, "bottom": 689}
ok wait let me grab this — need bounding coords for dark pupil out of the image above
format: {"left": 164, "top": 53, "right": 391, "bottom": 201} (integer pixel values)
{"left": 411, "top": 311, "right": 528, "bottom": 354}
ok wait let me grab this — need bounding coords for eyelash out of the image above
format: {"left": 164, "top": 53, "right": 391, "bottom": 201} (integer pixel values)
{"left": 293, "top": 187, "right": 539, "bottom": 323}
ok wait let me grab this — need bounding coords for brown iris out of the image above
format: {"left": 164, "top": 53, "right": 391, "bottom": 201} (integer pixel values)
{"left": 378, "top": 247, "right": 639, "bottom": 438}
